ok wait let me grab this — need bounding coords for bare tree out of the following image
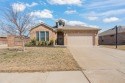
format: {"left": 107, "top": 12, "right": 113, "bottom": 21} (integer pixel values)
{"left": 0, "top": 6, "right": 32, "bottom": 51}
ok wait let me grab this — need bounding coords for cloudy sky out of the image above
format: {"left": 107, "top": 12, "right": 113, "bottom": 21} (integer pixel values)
{"left": 0, "top": 0, "right": 125, "bottom": 31}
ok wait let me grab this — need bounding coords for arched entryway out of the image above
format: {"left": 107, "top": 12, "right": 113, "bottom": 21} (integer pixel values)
{"left": 57, "top": 31, "right": 64, "bottom": 45}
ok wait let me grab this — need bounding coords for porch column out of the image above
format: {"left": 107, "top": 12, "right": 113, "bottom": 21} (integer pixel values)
{"left": 95, "top": 34, "right": 99, "bottom": 46}
{"left": 54, "top": 32, "right": 57, "bottom": 46}
{"left": 64, "top": 32, "right": 67, "bottom": 46}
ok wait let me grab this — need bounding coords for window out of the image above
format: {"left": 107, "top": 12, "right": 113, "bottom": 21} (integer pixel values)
{"left": 36, "top": 32, "right": 39, "bottom": 41}
{"left": 40, "top": 31, "right": 45, "bottom": 41}
{"left": 36, "top": 31, "right": 49, "bottom": 41}
{"left": 46, "top": 31, "right": 49, "bottom": 41}
{"left": 100, "top": 36, "right": 104, "bottom": 42}
{"left": 59, "top": 22, "right": 62, "bottom": 26}
{"left": 110, "top": 35, "right": 114, "bottom": 37}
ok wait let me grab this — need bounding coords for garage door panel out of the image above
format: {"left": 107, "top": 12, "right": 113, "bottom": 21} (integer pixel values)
{"left": 67, "top": 33, "right": 93, "bottom": 46}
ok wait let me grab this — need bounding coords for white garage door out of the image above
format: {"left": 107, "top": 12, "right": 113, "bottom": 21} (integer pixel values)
{"left": 67, "top": 33, "right": 93, "bottom": 46}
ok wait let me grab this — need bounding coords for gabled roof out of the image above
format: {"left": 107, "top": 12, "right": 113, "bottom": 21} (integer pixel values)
{"left": 30, "top": 22, "right": 54, "bottom": 31}
{"left": 30, "top": 20, "right": 100, "bottom": 32}
{"left": 99, "top": 26, "right": 125, "bottom": 36}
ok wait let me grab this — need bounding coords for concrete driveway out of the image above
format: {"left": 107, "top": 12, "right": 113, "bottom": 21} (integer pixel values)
{"left": 68, "top": 46, "right": 125, "bottom": 83}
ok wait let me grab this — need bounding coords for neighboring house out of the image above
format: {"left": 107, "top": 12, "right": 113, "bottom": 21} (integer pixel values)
{"left": 99, "top": 26, "right": 125, "bottom": 45}
{"left": 30, "top": 19, "right": 100, "bottom": 46}
{"left": 0, "top": 35, "right": 7, "bottom": 45}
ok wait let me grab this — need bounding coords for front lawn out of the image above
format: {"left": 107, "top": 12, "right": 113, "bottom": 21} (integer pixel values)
{"left": 0, "top": 47, "right": 80, "bottom": 72}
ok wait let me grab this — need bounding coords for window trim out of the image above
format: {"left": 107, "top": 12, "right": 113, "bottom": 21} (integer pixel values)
{"left": 46, "top": 31, "right": 49, "bottom": 41}
{"left": 36, "top": 31, "right": 49, "bottom": 41}
{"left": 36, "top": 31, "right": 39, "bottom": 41}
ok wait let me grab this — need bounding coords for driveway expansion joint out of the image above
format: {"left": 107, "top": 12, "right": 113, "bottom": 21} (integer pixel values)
{"left": 81, "top": 70, "right": 91, "bottom": 83}
{"left": 116, "top": 69, "right": 125, "bottom": 75}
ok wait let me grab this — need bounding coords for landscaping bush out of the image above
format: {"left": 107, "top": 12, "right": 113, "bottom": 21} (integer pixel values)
{"left": 36, "top": 41, "right": 39, "bottom": 46}
{"left": 25, "top": 42, "right": 32, "bottom": 47}
{"left": 38, "top": 41, "right": 42, "bottom": 46}
{"left": 42, "top": 41, "right": 45, "bottom": 46}
{"left": 30, "top": 39, "right": 36, "bottom": 46}
{"left": 45, "top": 41, "right": 49, "bottom": 46}
{"left": 49, "top": 39, "right": 54, "bottom": 46}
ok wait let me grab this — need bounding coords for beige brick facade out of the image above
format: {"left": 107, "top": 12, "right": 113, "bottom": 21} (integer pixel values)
{"left": 30, "top": 24, "right": 99, "bottom": 46}
{"left": 30, "top": 24, "right": 56, "bottom": 44}
{"left": 30, "top": 25, "right": 55, "bottom": 40}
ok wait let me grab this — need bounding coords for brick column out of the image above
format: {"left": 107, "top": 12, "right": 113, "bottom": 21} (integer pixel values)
{"left": 64, "top": 32, "right": 67, "bottom": 46}
{"left": 95, "top": 34, "right": 99, "bottom": 46}
{"left": 7, "top": 35, "right": 15, "bottom": 47}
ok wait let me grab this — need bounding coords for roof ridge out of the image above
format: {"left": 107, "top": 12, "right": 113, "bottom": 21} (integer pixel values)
{"left": 30, "top": 22, "right": 54, "bottom": 31}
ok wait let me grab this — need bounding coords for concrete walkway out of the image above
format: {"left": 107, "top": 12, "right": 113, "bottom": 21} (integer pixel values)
{"left": 0, "top": 71, "right": 89, "bottom": 83}
{"left": 68, "top": 46, "right": 125, "bottom": 83}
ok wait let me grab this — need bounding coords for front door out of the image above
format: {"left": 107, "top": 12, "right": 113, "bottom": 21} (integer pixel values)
{"left": 57, "top": 32, "right": 64, "bottom": 45}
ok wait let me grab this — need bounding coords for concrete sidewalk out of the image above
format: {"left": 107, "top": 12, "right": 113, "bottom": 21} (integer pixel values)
{"left": 0, "top": 44, "right": 7, "bottom": 49}
{"left": 0, "top": 71, "right": 89, "bottom": 83}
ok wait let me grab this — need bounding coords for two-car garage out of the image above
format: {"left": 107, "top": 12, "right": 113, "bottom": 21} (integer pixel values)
{"left": 67, "top": 33, "right": 94, "bottom": 46}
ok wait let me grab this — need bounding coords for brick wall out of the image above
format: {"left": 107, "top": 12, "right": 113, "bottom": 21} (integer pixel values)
{"left": 7, "top": 35, "right": 30, "bottom": 47}
{"left": 0, "top": 37, "right": 7, "bottom": 44}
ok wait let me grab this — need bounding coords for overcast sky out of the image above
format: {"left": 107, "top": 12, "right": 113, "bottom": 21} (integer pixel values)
{"left": 0, "top": 0, "right": 125, "bottom": 32}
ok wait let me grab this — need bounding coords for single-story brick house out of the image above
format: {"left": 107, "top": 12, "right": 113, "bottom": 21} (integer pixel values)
{"left": 30, "top": 19, "right": 100, "bottom": 46}
{"left": 99, "top": 26, "right": 125, "bottom": 45}
{"left": 0, "top": 35, "right": 7, "bottom": 45}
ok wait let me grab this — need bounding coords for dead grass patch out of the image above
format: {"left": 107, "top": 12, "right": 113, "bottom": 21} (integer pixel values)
{"left": 100, "top": 45, "right": 125, "bottom": 51}
{"left": 0, "top": 47, "right": 80, "bottom": 72}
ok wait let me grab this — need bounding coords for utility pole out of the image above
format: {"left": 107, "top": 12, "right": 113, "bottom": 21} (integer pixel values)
{"left": 116, "top": 25, "right": 118, "bottom": 49}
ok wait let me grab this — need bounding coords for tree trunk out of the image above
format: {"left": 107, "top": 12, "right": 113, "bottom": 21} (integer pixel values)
{"left": 20, "top": 32, "right": 25, "bottom": 51}
{"left": 22, "top": 38, "right": 25, "bottom": 51}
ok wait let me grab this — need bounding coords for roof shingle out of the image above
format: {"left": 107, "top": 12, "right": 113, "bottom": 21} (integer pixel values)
{"left": 99, "top": 26, "right": 125, "bottom": 36}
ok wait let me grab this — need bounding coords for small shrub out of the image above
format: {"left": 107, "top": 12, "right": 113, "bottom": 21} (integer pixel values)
{"left": 42, "top": 41, "right": 45, "bottom": 46}
{"left": 36, "top": 41, "right": 39, "bottom": 46}
{"left": 25, "top": 39, "right": 54, "bottom": 47}
{"left": 49, "top": 39, "right": 54, "bottom": 46}
{"left": 30, "top": 39, "right": 36, "bottom": 46}
{"left": 45, "top": 41, "right": 49, "bottom": 46}
{"left": 38, "top": 41, "right": 42, "bottom": 46}
{"left": 25, "top": 42, "right": 32, "bottom": 47}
